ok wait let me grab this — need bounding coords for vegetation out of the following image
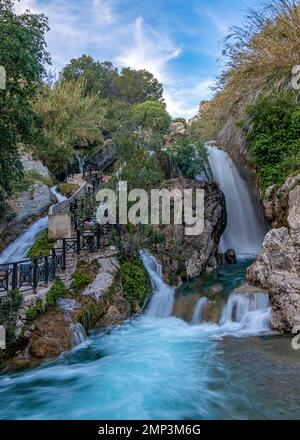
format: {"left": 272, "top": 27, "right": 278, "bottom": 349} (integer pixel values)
{"left": 26, "top": 279, "right": 66, "bottom": 321}
{"left": 27, "top": 229, "right": 56, "bottom": 259}
{"left": 0, "top": 1, "right": 50, "bottom": 216}
{"left": 132, "top": 100, "right": 171, "bottom": 134}
{"left": 171, "top": 138, "right": 208, "bottom": 179}
{"left": 11, "top": 171, "right": 54, "bottom": 194}
{"left": 56, "top": 182, "right": 80, "bottom": 198}
{"left": 70, "top": 259, "right": 100, "bottom": 294}
{"left": 0, "top": 290, "right": 23, "bottom": 356}
{"left": 120, "top": 258, "right": 150, "bottom": 307}
{"left": 26, "top": 299, "right": 43, "bottom": 321}
{"left": 32, "top": 79, "right": 105, "bottom": 179}
{"left": 244, "top": 93, "right": 300, "bottom": 189}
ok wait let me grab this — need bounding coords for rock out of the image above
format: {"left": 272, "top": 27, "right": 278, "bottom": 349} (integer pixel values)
{"left": 20, "top": 155, "right": 51, "bottom": 178}
{"left": 207, "top": 283, "right": 223, "bottom": 298}
{"left": 152, "top": 178, "right": 226, "bottom": 281}
{"left": 82, "top": 257, "right": 120, "bottom": 301}
{"left": 247, "top": 176, "right": 300, "bottom": 331}
{"left": 97, "top": 293, "right": 131, "bottom": 327}
{"left": 7, "top": 183, "right": 53, "bottom": 222}
{"left": 224, "top": 248, "right": 237, "bottom": 264}
{"left": 29, "top": 309, "right": 72, "bottom": 359}
{"left": 169, "top": 121, "right": 186, "bottom": 136}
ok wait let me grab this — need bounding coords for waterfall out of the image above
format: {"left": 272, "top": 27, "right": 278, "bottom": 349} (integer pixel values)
{"left": 140, "top": 250, "right": 175, "bottom": 318}
{"left": 0, "top": 186, "right": 66, "bottom": 264}
{"left": 220, "top": 292, "right": 271, "bottom": 334}
{"left": 57, "top": 299, "right": 88, "bottom": 347}
{"left": 75, "top": 154, "right": 84, "bottom": 174}
{"left": 190, "top": 297, "right": 209, "bottom": 325}
{"left": 207, "top": 145, "right": 266, "bottom": 258}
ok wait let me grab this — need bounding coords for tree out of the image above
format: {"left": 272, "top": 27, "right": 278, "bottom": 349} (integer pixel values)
{"left": 118, "top": 68, "right": 164, "bottom": 104}
{"left": 171, "top": 138, "right": 208, "bottom": 179}
{"left": 33, "top": 79, "right": 105, "bottom": 178}
{"left": 59, "top": 54, "right": 119, "bottom": 98}
{"left": 132, "top": 100, "right": 171, "bottom": 134}
{"left": 0, "top": 1, "right": 50, "bottom": 215}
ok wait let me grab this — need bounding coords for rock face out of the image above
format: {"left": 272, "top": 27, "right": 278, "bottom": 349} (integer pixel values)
{"left": 152, "top": 178, "right": 226, "bottom": 283}
{"left": 0, "top": 183, "right": 54, "bottom": 251}
{"left": 20, "top": 155, "right": 51, "bottom": 178}
{"left": 247, "top": 176, "right": 300, "bottom": 331}
{"left": 165, "top": 121, "right": 187, "bottom": 145}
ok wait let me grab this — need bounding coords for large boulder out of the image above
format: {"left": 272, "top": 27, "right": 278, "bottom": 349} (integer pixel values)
{"left": 20, "top": 155, "right": 51, "bottom": 178}
{"left": 152, "top": 178, "right": 226, "bottom": 283}
{"left": 247, "top": 176, "right": 300, "bottom": 331}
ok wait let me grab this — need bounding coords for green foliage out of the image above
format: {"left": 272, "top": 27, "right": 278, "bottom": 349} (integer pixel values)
{"left": 56, "top": 182, "right": 80, "bottom": 198}
{"left": 171, "top": 138, "right": 208, "bottom": 179}
{"left": 26, "top": 299, "right": 43, "bottom": 321}
{"left": 32, "top": 79, "right": 105, "bottom": 178}
{"left": 0, "top": 290, "right": 23, "bottom": 352}
{"left": 173, "top": 118, "right": 186, "bottom": 125}
{"left": 121, "top": 259, "right": 150, "bottom": 307}
{"left": 60, "top": 55, "right": 163, "bottom": 105}
{"left": 27, "top": 229, "right": 56, "bottom": 259}
{"left": 0, "top": 1, "right": 50, "bottom": 216}
{"left": 132, "top": 101, "right": 171, "bottom": 134}
{"left": 46, "top": 279, "right": 66, "bottom": 306}
{"left": 245, "top": 93, "right": 300, "bottom": 189}
{"left": 70, "top": 259, "right": 100, "bottom": 293}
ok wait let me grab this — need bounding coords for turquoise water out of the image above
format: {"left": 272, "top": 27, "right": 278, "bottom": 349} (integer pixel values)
{"left": 0, "top": 262, "right": 300, "bottom": 420}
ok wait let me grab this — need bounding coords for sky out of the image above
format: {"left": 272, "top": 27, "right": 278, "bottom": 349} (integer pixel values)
{"left": 14, "top": 0, "right": 266, "bottom": 118}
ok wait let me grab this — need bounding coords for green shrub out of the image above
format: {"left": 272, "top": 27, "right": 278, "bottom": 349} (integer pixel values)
{"left": 121, "top": 258, "right": 150, "bottom": 307}
{"left": 26, "top": 299, "right": 43, "bottom": 321}
{"left": 56, "top": 182, "right": 80, "bottom": 198}
{"left": 70, "top": 259, "right": 100, "bottom": 293}
{"left": 244, "top": 93, "right": 300, "bottom": 190}
{"left": 27, "top": 229, "right": 56, "bottom": 259}
{"left": 171, "top": 138, "right": 208, "bottom": 179}
{"left": 70, "top": 272, "right": 93, "bottom": 291}
{"left": 0, "top": 290, "right": 23, "bottom": 354}
{"left": 46, "top": 279, "right": 66, "bottom": 306}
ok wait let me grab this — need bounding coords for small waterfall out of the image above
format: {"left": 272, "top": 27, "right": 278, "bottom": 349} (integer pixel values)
{"left": 220, "top": 292, "right": 271, "bottom": 333}
{"left": 207, "top": 145, "right": 266, "bottom": 258}
{"left": 70, "top": 323, "right": 87, "bottom": 346}
{"left": 140, "top": 251, "right": 175, "bottom": 319}
{"left": 190, "top": 297, "right": 209, "bottom": 325}
{"left": 57, "top": 299, "right": 87, "bottom": 347}
{"left": 75, "top": 154, "right": 84, "bottom": 174}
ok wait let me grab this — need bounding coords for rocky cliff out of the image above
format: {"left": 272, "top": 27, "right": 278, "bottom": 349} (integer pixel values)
{"left": 247, "top": 175, "right": 300, "bottom": 331}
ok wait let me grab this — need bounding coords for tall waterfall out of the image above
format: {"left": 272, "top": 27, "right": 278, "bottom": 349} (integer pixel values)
{"left": 140, "top": 251, "right": 175, "bottom": 318}
{"left": 207, "top": 145, "right": 266, "bottom": 258}
{"left": 0, "top": 186, "right": 66, "bottom": 264}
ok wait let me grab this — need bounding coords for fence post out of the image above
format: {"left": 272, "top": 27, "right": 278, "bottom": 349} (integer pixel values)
{"left": 44, "top": 256, "right": 49, "bottom": 287}
{"left": 76, "top": 230, "right": 81, "bottom": 255}
{"left": 62, "top": 239, "right": 67, "bottom": 270}
{"left": 12, "top": 263, "right": 18, "bottom": 291}
{"left": 33, "top": 258, "right": 38, "bottom": 294}
{"left": 52, "top": 249, "right": 56, "bottom": 279}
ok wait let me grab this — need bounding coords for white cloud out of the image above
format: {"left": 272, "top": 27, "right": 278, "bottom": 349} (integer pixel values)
{"left": 117, "top": 16, "right": 181, "bottom": 83}
{"left": 13, "top": 0, "right": 39, "bottom": 14}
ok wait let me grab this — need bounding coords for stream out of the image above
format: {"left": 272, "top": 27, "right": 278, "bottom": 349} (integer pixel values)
{"left": 0, "top": 147, "right": 299, "bottom": 420}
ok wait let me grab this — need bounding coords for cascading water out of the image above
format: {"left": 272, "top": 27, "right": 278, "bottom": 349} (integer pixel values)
{"left": 140, "top": 251, "right": 175, "bottom": 318}
{"left": 75, "top": 154, "right": 85, "bottom": 174}
{"left": 190, "top": 297, "right": 209, "bottom": 325}
{"left": 57, "top": 299, "right": 87, "bottom": 347}
{"left": 219, "top": 291, "right": 271, "bottom": 335}
{"left": 207, "top": 145, "right": 267, "bottom": 258}
{"left": 0, "top": 186, "right": 66, "bottom": 264}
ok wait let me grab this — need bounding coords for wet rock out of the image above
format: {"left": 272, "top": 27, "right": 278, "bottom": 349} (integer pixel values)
{"left": 97, "top": 293, "right": 131, "bottom": 327}
{"left": 207, "top": 283, "right": 223, "bottom": 298}
{"left": 29, "top": 309, "right": 72, "bottom": 359}
{"left": 224, "top": 248, "right": 237, "bottom": 264}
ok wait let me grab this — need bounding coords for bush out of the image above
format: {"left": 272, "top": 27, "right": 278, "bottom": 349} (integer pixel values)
{"left": 70, "top": 259, "right": 100, "bottom": 293}
{"left": 0, "top": 290, "right": 23, "bottom": 353}
{"left": 26, "top": 299, "right": 43, "bottom": 321}
{"left": 245, "top": 93, "right": 300, "bottom": 189}
{"left": 121, "top": 258, "right": 150, "bottom": 307}
{"left": 171, "top": 138, "right": 208, "bottom": 179}
{"left": 56, "top": 182, "right": 80, "bottom": 198}
{"left": 46, "top": 279, "right": 66, "bottom": 306}
{"left": 27, "top": 229, "right": 56, "bottom": 259}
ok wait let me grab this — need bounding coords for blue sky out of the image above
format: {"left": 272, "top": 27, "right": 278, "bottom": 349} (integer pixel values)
{"left": 14, "top": 0, "right": 266, "bottom": 118}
